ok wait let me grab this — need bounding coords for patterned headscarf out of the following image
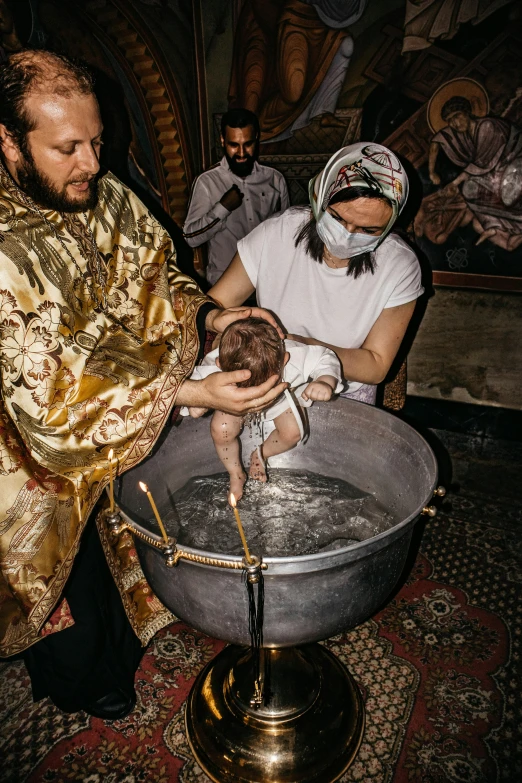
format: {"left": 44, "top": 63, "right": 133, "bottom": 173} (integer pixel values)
{"left": 309, "top": 142, "right": 409, "bottom": 242}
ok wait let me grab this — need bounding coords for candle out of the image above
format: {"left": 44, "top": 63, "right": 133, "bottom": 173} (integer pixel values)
{"left": 229, "top": 493, "right": 252, "bottom": 564}
{"left": 139, "top": 481, "right": 169, "bottom": 545}
{"left": 108, "top": 448, "right": 115, "bottom": 512}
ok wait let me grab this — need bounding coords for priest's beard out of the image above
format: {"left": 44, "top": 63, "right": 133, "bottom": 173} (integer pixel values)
{"left": 226, "top": 150, "right": 256, "bottom": 178}
{"left": 16, "top": 150, "right": 99, "bottom": 213}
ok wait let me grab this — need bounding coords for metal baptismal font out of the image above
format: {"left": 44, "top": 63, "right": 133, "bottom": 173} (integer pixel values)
{"left": 102, "top": 399, "right": 441, "bottom": 782}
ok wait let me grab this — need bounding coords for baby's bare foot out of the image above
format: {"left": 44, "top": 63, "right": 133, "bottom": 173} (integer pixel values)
{"left": 249, "top": 447, "right": 267, "bottom": 482}
{"left": 229, "top": 472, "right": 247, "bottom": 502}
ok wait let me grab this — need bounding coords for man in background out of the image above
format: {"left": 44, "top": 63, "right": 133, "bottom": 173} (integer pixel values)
{"left": 183, "top": 108, "right": 289, "bottom": 285}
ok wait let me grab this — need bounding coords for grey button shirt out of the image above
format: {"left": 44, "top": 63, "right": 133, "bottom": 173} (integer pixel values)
{"left": 183, "top": 157, "right": 290, "bottom": 284}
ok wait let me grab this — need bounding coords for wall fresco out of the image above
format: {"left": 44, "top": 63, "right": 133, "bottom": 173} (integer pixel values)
{"left": 218, "top": 0, "right": 522, "bottom": 290}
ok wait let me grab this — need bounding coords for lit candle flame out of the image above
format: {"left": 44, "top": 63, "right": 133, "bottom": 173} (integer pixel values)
{"left": 139, "top": 481, "right": 169, "bottom": 545}
{"left": 230, "top": 492, "right": 237, "bottom": 508}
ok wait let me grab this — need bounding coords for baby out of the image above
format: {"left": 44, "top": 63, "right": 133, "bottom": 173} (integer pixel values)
{"left": 183, "top": 317, "right": 344, "bottom": 501}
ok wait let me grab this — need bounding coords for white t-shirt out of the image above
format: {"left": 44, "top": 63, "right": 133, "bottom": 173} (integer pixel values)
{"left": 237, "top": 208, "right": 424, "bottom": 393}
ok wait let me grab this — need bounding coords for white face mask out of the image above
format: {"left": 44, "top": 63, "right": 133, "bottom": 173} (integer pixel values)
{"left": 316, "top": 209, "right": 383, "bottom": 259}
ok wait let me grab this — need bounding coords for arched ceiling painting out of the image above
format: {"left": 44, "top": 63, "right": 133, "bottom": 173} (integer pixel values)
{"left": 80, "top": 0, "right": 192, "bottom": 224}
{"left": 4, "top": 0, "right": 194, "bottom": 224}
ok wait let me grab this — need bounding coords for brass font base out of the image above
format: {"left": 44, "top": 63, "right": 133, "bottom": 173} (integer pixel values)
{"left": 185, "top": 643, "right": 365, "bottom": 783}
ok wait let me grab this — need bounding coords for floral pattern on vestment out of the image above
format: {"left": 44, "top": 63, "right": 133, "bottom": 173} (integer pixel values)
{"left": 0, "top": 165, "right": 208, "bottom": 655}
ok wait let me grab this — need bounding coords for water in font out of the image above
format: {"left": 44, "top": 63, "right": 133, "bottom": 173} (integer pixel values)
{"left": 162, "top": 469, "right": 395, "bottom": 557}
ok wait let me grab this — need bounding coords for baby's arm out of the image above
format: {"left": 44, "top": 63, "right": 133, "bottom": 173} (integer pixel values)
{"left": 301, "top": 375, "right": 337, "bottom": 401}
{"left": 299, "top": 344, "right": 344, "bottom": 401}
{"left": 187, "top": 406, "right": 209, "bottom": 418}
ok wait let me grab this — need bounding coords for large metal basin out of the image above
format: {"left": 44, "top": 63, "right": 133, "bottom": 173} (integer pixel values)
{"left": 117, "top": 399, "right": 437, "bottom": 648}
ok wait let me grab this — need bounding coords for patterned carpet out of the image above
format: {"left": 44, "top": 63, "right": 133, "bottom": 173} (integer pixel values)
{"left": 1, "top": 488, "right": 520, "bottom": 783}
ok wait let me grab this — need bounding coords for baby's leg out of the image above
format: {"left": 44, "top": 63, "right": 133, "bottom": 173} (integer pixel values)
{"left": 249, "top": 407, "right": 301, "bottom": 481}
{"left": 210, "top": 411, "right": 246, "bottom": 501}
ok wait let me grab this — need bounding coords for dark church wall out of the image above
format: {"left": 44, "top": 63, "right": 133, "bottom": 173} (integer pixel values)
{"left": 1, "top": 0, "right": 201, "bottom": 222}
{"left": 0, "top": 0, "right": 207, "bottom": 279}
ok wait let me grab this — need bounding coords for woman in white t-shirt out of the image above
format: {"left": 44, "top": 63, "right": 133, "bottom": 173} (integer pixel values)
{"left": 209, "top": 143, "right": 424, "bottom": 404}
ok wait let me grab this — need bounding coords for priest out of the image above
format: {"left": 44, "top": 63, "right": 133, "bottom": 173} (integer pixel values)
{"left": 0, "top": 49, "right": 285, "bottom": 719}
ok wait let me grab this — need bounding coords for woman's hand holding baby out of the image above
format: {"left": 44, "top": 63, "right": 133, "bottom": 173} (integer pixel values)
{"left": 301, "top": 376, "right": 336, "bottom": 402}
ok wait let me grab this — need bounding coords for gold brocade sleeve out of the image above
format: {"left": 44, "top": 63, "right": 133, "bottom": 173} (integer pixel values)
{"left": 0, "top": 169, "right": 210, "bottom": 654}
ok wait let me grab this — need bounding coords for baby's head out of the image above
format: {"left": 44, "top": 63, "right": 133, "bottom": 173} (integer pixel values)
{"left": 218, "top": 317, "right": 285, "bottom": 388}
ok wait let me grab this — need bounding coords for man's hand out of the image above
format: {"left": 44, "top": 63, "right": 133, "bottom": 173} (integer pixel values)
{"left": 206, "top": 306, "right": 284, "bottom": 338}
{"left": 177, "top": 371, "right": 287, "bottom": 416}
{"left": 220, "top": 184, "right": 243, "bottom": 212}
{"left": 429, "top": 172, "right": 441, "bottom": 186}
{"left": 301, "top": 377, "right": 335, "bottom": 402}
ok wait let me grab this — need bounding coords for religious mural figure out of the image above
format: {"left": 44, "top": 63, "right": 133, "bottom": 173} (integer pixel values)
{"left": 401, "top": 0, "right": 515, "bottom": 53}
{"left": 414, "top": 78, "right": 522, "bottom": 251}
{"left": 228, "top": 0, "right": 368, "bottom": 141}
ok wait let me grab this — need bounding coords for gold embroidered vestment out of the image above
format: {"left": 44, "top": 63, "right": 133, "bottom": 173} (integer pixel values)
{"left": 0, "top": 166, "right": 208, "bottom": 656}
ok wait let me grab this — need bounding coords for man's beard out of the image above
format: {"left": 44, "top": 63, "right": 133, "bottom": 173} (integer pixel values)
{"left": 17, "top": 151, "right": 99, "bottom": 213}
{"left": 226, "top": 151, "right": 256, "bottom": 178}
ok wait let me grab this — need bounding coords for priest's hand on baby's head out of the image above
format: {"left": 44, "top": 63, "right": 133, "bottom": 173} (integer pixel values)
{"left": 206, "top": 306, "right": 284, "bottom": 338}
